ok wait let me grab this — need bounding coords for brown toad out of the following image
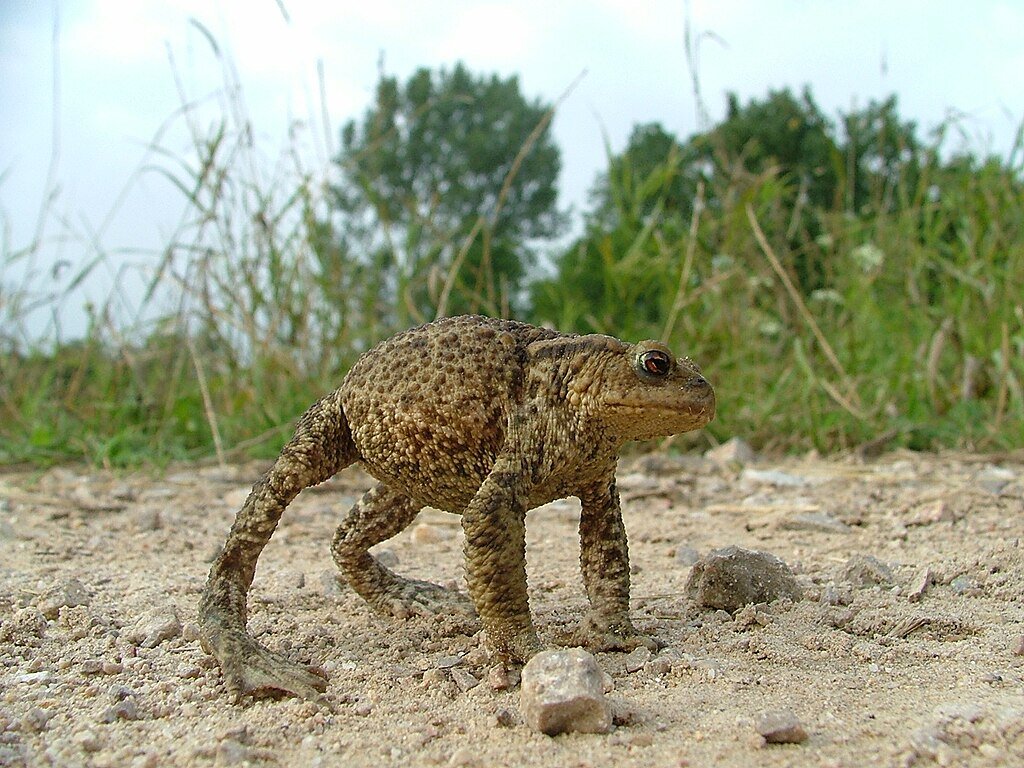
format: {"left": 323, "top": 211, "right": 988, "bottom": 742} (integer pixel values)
{"left": 199, "top": 315, "right": 715, "bottom": 700}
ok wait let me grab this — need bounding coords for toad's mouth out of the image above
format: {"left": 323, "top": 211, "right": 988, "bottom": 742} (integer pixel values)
{"left": 604, "top": 396, "right": 716, "bottom": 422}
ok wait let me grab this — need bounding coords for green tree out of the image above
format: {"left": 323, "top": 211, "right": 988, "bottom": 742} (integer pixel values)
{"left": 707, "top": 87, "right": 839, "bottom": 209}
{"left": 587, "top": 122, "right": 703, "bottom": 225}
{"left": 531, "top": 123, "right": 694, "bottom": 337}
{"left": 330, "top": 63, "right": 564, "bottom": 322}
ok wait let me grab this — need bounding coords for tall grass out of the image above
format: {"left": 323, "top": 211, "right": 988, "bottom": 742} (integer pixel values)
{"left": 530, "top": 135, "right": 1024, "bottom": 453}
{"left": 2, "top": 45, "right": 1022, "bottom": 466}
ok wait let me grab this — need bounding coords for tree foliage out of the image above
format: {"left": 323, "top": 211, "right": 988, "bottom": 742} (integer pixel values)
{"left": 328, "top": 63, "right": 564, "bottom": 322}
{"left": 839, "top": 95, "right": 922, "bottom": 214}
{"left": 709, "top": 87, "right": 839, "bottom": 209}
{"left": 539, "top": 88, "right": 966, "bottom": 316}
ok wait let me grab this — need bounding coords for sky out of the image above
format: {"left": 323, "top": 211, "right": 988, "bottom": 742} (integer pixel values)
{"left": 2, "top": 0, "right": 1023, "bottom": 340}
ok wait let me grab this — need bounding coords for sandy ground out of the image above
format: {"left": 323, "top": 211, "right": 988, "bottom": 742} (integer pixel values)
{"left": 1, "top": 448, "right": 1023, "bottom": 767}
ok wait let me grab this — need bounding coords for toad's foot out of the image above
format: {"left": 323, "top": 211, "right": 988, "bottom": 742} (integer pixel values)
{"left": 571, "top": 616, "right": 661, "bottom": 654}
{"left": 481, "top": 618, "right": 543, "bottom": 667}
{"left": 370, "top": 577, "right": 477, "bottom": 622}
{"left": 204, "top": 628, "right": 328, "bottom": 703}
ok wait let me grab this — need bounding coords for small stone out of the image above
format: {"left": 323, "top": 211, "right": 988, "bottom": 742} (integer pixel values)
{"left": 907, "top": 500, "right": 952, "bottom": 526}
{"left": 222, "top": 488, "right": 250, "bottom": 509}
{"left": 128, "top": 606, "right": 182, "bottom": 648}
{"left": 132, "top": 752, "right": 160, "bottom": 768}
{"left": 413, "top": 725, "right": 441, "bottom": 748}
{"left": 99, "top": 698, "right": 139, "bottom": 723}
{"left": 734, "top": 604, "right": 771, "bottom": 628}
{"left": 780, "top": 512, "right": 849, "bottom": 534}
{"left": 617, "top": 473, "right": 664, "bottom": 495}
{"left": 706, "top": 437, "right": 757, "bottom": 465}
{"left": 181, "top": 622, "right": 202, "bottom": 643}
{"left": 134, "top": 509, "right": 162, "bottom": 532}
{"left": 0, "top": 607, "right": 46, "bottom": 642}
{"left": 644, "top": 656, "right": 674, "bottom": 676}
{"left": 1012, "top": 635, "right": 1024, "bottom": 656}
{"left": 820, "top": 584, "right": 853, "bottom": 606}
{"left": 14, "top": 671, "right": 53, "bottom": 685}
{"left": 450, "top": 668, "right": 480, "bottom": 693}
{"left": 933, "top": 701, "right": 985, "bottom": 724}
{"left": 110, "top": 484, "right": 136, "bottom": 501}
{"left": 411, "top": 523, "right": 443, "bottom": 544}
{"left": 494, "top": 708, "right": 516, "bottom": 727}
{"left": 81, "top": 659, "right": 104, "bottom": 675}
{"left": 843, "top": 555, "right": 895, "bottom": 588}
{"left": 741, "top": 468, "right": 813, "bottom": 487}
{"left": 217, "top": 725, "right": 249, "bottom": 743}
{"left": 755, "top": 709, "right": 808, "bottom": 744}
{"left": 520, "top": 649, "right": 612, "bottom": 736}
{"left": 21, "top": 707, "right": 54, "bottom": 733}
{"left": 215, "top": 738, "right": 250, "bottom": 766}
{"left": 685, "top": 546, "right": 802, "bottom": 612}
{"left": 950, "top": 575, "right": 978, "bottom": 595}
{"left": 611, "top": 701, "right": 644, "bottom": 727}
{"left": 353, "top": 699, "right": 373, "bottom": 716}
{"left": 624, "top": 646, "right": 652, "bottom": 673}
{"left": 487, "top": 664, "right": 519, "bottom": 691}
{"left": 978, "top": 744, "right": 1005, "bottom": 761}
{"left": 108, "top": 684, "right": 136, "bottom": 701}
{"left": 601, "top": 670, "right": 615, "bottom": 693}
{"left": 977, "top": 466, "right": 1015, "bottom": 495}
{"left": 422, "top": 668, "right": 447, "bottom": 688}
{"left": 907, "top": 567, "right": 933, "bottom": 603}
{"left": 436, "top": 655, "right": 464, "bottom": 669}
{"left": 374, "top": 548, "right": 400, "bottom": 568}
{"left": 75, "top": 729, "right": 102, "bottom": 752}
{"left": 319, "top": 570, "right": 345, "bottom": 597}
{"left": 36, "top": 578, "right": 90, "bottom": 619}
{"left": 629, "top": 732, "right": 655, "bottom": 747}
{"left": 629, "top": 453, "right": 702, "bottom": 476}
{"left": 673, "top": 546, "right": 700, "bottom": 567}
{"left": 448, "top": 746, "right": 478, "bottom": 767}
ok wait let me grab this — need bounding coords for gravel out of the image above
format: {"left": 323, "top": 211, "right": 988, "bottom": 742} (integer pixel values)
{"left": 2, "top": 452, "right": 1022, "bottom": 767}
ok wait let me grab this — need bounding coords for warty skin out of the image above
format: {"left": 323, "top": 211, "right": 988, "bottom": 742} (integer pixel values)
{"left": 198, "top": 314, "right": 715, "bottom": 701}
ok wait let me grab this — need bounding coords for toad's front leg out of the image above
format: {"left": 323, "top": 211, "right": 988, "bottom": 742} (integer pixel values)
{"left": 572, "top": 468, "right": 659, "bottom": 653}
{"left": 461, "top": 453, "right": 541, "bottom": 664}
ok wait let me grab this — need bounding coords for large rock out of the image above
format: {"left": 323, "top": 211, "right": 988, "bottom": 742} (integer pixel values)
{"left": 519, "top": 649, "right": 611, "bottom": 736}
{"left": 685, "top": 546, "right": 802, "bottom": 612}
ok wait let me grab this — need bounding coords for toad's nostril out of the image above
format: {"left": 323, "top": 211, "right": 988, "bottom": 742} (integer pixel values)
{"left": 690, "top": 375, "right": 712, "bottom": 393}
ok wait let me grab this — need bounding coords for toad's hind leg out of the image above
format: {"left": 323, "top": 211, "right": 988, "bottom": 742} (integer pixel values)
{"left": 331, "top": 483, "right": 475, "bottom": 620}
{"left": 199, "top": 391, "right": 354, "bottom": 702}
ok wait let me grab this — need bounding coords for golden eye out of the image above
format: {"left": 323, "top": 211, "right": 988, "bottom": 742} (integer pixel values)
{"left": 639, "top": 350, "right": 671, "bottom": 377}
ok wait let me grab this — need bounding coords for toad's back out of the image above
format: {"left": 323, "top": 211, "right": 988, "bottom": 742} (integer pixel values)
{"left": 339, "top": 315, "right": 562, "bottom": 509}
{"left": 199, "top": 313, "right": 714, "bottom": 702}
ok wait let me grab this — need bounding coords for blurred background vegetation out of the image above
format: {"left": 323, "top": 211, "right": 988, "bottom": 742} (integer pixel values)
{"left": 2, "top": 59, "right": 1022, "bottom": 466}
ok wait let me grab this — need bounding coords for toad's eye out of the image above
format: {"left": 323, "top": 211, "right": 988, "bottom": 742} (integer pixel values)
{"left": 639, "top": 350, "right": 672, "bottom": 377}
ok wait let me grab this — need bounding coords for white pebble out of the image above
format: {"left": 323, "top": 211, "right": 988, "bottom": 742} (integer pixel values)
{"left": 520, "top": 648, "right": 612, "bottom": 736}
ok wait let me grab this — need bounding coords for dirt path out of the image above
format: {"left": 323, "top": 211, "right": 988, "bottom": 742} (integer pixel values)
{"left": 2, "top": 450, "right": 1023, "bottom": 767}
